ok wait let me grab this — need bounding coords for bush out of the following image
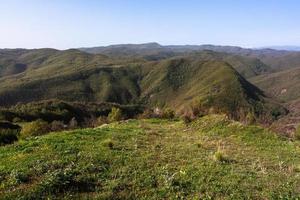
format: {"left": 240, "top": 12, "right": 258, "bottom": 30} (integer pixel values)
{"left": 20, "top": 120, "right": 50, "bottom": 138}
{"left": 68, "top": 117, "right": 78, "bottom": 129}
{"left": 138, "top": 109, "right": 155, "bottom": 119}
{"left": 0, "top": 129, "right": 19, "bottom": 145}
{"left": 96, "top": 116, "right": 108, "bottom": 126}
{"left": 181, "top": 113, "right": 193, "bottom": 124}
{"left": 245, "top": 112, "right": 255, "bottom": 125}
{"left": 161, "top": 108, "right": 175, "bottom": 119}
{"left": 50, "top": 120, "right": 65, "bottom": 131}
{"left": 295, "top": 124, "right": 300, "bottom": 140}
{"left": 108, "top": 107, "right": 122, "bottom": 122}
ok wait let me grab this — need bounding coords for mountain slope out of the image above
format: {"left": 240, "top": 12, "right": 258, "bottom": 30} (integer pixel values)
{"left": 0, "top": 49, "right": 143, "bottom": 106}
{"left": 250, "top": 67, "right": 300, "bottom": 133}
{"left": 250, "top": 67, "right": 300, "bottom": 102}
{"left": 0, "top": 48, "right": 285, "bottom": 122}
{"left": 139, "top": 56, "right": 283, "bottom": 121}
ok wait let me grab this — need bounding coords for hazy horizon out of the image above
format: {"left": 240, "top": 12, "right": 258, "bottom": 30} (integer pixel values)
{"left": 1, "top": 0, "right": 300, "bottom": 49}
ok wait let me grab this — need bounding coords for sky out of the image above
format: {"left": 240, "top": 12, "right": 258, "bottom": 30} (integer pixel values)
{"left": 0, "top": 0, "right": 300, "bottom": 49}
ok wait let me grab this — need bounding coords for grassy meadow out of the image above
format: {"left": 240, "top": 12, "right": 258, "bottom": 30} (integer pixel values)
{"left": 1, "top": 115, "right": 300, "bottom": 199}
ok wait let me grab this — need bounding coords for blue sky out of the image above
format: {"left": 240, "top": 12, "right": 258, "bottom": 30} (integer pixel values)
{"left": 0, "top": 0, "right": 299, "bottom": 49}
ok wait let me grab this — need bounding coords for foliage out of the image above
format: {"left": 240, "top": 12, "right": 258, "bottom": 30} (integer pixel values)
{"left": 181, "top": 113, "right": 193, "bottom": 124}
{"left": 0, "top": 129, "right": 19, "bottom": 145}
{"left": 0, "top": 49, "right": 286, "bottom": 125}
{"left": 20, "top": 120, "right": 50, "bottom": 138}
{"left": 138, "top": 109, "right": 155, "bottom": 119}
{"left": 161, "top": 108, "right": 175, "bottom": 119}
{"left": 50, "top": 120, "right": 65, "bottom": 132}
{"left": 245, "top": 112, "right": 256, "bottom": 125}
{"left": 0, "top": 100, "right": 143, "bottom": 127}
{"left": 108, "top": 107, "right": 122, "bottom": 122}
{"left": 295, "top": 124, "right": 300, "bottom": 140}
{"left": 96, "top": 116, "right": 108, "bottom": 126}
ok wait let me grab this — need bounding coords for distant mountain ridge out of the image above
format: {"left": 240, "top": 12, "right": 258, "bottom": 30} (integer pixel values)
{"left": 80, "top": 43, "right": 300, "bottom": 71}
{"left": 261, "top": 46, "right": 300, "bottom": 51}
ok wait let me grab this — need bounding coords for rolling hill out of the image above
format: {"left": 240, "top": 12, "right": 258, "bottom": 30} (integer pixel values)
{"left": 139, "top": 55, "right": 281, "bottom": 121}
{"left": 250, "top": 67, "right": 300, "bottom": 134}
{"left": 250, "top": 67, "right": 300, "bottom": 103}
{"left": 0, "top": 49, "right": 285, "bottom": 122}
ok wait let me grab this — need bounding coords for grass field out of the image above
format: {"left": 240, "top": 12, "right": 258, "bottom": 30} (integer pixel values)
{"left": 1, "top": 115, "right": 300, "bottom": 199}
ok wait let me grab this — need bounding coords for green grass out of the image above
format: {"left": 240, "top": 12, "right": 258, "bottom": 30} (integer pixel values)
{"left": 1, "top": 115, "right": 300, "bottom": 199}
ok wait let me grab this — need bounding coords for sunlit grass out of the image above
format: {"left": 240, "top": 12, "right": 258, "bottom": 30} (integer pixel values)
{"left": 1, "top": 116, "right": 300, "bottom": 199}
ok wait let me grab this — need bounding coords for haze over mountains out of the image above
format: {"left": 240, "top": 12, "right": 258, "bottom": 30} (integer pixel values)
{"left": 1, "top": 42, "right": 300, "bottom": 132}
{"left": 262, "top": 46, "right": 300, "bottom": 51}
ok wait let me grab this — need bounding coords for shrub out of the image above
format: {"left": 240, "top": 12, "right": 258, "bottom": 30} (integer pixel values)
{"left": 96, "top": 116, "right": 108, "bottom": 126}
{"left": 190, "top": 103, "right": 206, "bottom": 118}
{"left": 83, "top": 116, "right": 109, "bottom": 128}
{"left": 20, "top": 120, "right": 50, "bottom": 138}
{"left": 138, "top": 109, "right": 155, "bottom": 119}
{"left": 295, "top": 124, "right": 300, "bottom": 140}
{"left": 245, "top": 112, "right": 255, "bottom": 125}
{"left": 69, "top": 117, "right": 78, "bottom": 129}
{"left": 108, "top": 107, "right": 122, "bottom": 122}
{"left": 181, "top": 113, "right": 193, "bottom": 124}
{"left": 161, "top": 108, "right": 175, "bottom": 119}
{"left": 0, "top": 129, "right": 19, "bottom": 145}
{"left": 50, "top": 120, "right": 65, "bottom": 132}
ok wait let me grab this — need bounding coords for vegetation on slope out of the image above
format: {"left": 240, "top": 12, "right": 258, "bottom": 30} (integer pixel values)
{"left": 251, "top": 67, "right": 300, "bottom": 103}
{"left": 1, "top": 115, "right": 300, "bottom": 199}
{"left": 80, "top": 42, "right": 300, "bottom": 72}
{"left": 250, "top": 67, "right": 300, "bottom": 134}
{"left": 140, "top": 56, "right": 285, "bottom": 122}
{"left": 0, "top": 48, "right": 286, "bottom": 124}
{"left": 0, "top": 100, "right": 143, "bottom": 124}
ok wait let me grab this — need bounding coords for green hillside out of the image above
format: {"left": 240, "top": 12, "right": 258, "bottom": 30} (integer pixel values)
{"left": 250, "top": 67, "right": 300, "bottom": 103}
{"left": 0, "top": 49, "right": 143, "bottom": 106}
{"left": 0, "top": 49, "right": 283, "bottom": 123}
{"left": 250, "top": 68, "right": 300, "bottom": 134}
{"left": 140, "top": 56, "right": 283, "bottom": 121}
{"left": 1, "top": 115, "right": 300, "bottom": 199}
